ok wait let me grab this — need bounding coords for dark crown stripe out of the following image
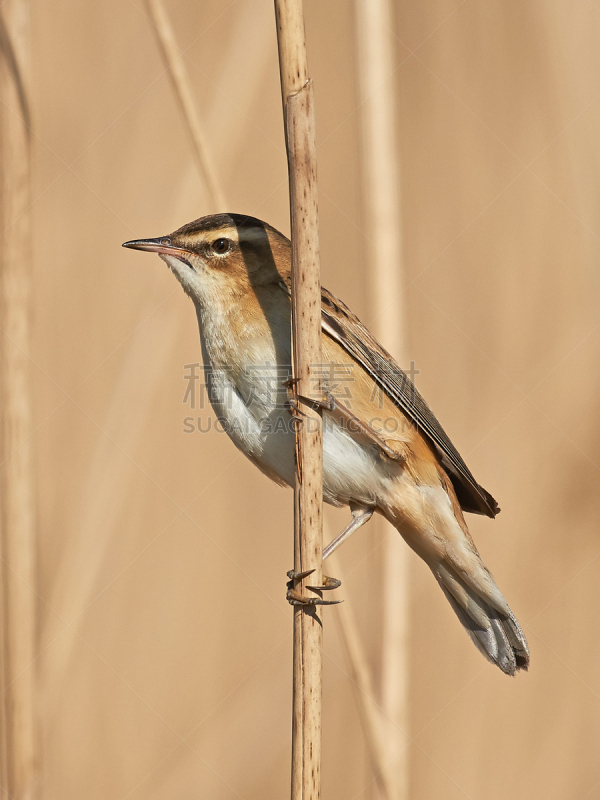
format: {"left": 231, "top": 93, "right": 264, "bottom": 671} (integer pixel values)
{"left": 172, "top": 213, "right": 282, "bottom": 239}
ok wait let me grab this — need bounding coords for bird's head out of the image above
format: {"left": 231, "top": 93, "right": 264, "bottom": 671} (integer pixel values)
{"left": 123, "top": 213, "right": 290, "bottom": 306}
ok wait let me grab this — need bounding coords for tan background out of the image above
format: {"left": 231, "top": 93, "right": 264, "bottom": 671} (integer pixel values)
{"left": 20, "top": 0, "right": 600, "bottom": 797}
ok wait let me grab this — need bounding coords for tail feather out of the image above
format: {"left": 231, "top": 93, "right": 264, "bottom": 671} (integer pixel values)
{"left": 383, "top": 479, "right": 529, "bottom": 675}
{"left": 434, "top": 562, "right": 529, "bottom": 676}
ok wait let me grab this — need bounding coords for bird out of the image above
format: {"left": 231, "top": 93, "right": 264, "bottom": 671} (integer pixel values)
{"left": 123, "top": 212, "right": 529, "bottom": 676}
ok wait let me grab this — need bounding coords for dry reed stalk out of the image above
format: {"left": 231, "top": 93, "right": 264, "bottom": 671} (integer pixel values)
{"left": 354, "top": 0, "right": 409, "bottom": 797}
{"left": 0, "top": 1, "right": 37, "bottom": 796}
{"left": 274, "top": 2, "right": 323, "bottom": 798}
{"left": 52, "top": 0, "right": 242, "bottom": 666}
{"left": 45, "top": 312, "right": 177, "bottom": 698}
{"left": 327, "top": 547, "right": 397, "bottom": 800}
{"left": 46, "top": 0, "right": 229, "bottom": 703}
{"left": 144, "top": 0, "right": 227, "bottom": 212}
{"left": 170, "top": 4, "right": 274, "bottom": 230}
{"left": 206, "top": 0, "right": 274, "bottom": 161}
{"left": 47, "top": 0, "right": 250, "bottom": 727}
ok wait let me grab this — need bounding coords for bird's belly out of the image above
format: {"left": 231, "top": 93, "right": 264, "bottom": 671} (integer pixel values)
{"left": 322, "top": 415, "right": 390, "bottom": 507}
{"left": 219, "top": 403, "right": 392, "bottom": 509}
{"left": 206, "top": 366, "right": 296, "bottom": 486}
{"left": 206, "top": 364, "right": 394, "bottom": 507}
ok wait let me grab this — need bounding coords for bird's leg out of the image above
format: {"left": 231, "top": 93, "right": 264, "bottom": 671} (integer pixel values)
{"left": 287, "top": 506, "right": 370, "bottom": 604}
{"left": 323, "top": 505, "right": 374, "bottom": 560}
{"left": 285, "top": 384, "right": 369, "bottom": 601}
{"left": 283, "top": 377, "right": 342, "bottom": 605}
{"left": 286, "top": 569, "right": 342, "bottom": 607}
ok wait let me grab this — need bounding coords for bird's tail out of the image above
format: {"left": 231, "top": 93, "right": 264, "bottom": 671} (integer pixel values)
{"left": 386, "top": 488, "right": 529, "bottom": 675}
{"left": 431, "top": 558, "right": 529, "bottom": 676}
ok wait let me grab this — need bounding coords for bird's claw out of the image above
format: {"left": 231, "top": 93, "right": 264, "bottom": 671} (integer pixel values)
{"left": 283, "top": 379, "right": 335, "bottom": 419}
{"left": 294, "top": 392, "right": 336, "bottom": 413}
{"left": 284, "top": 396, "right": 305, "bottom": 421}
{"left": 307, "top": 574, "right": 341, "bottom": 591}
{"left": 286, "top": 569, "right": 342, "bottom": 607}
{"left": 286, "top": 568, "right": 315, "bottom": 581}
{"left": 313, "top": 390, "right": 337, "bottom": 412}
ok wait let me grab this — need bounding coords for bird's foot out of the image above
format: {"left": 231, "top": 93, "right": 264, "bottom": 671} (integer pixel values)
{"left": 286, "top": 569, "right": 342, "bottom": 607}
{"left": 296, "top": 391, "right": 336, "bottom": 412}
{"left": 283, "top": 378, "right": 307, "bottom": 422}
{"left": 284, "top": 395, "right": 305, "bottom": 422}
{"left": 283, "top": 377, "right": 335, "bottom": 419}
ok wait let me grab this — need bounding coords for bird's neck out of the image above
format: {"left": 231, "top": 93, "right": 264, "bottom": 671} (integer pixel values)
{"left": 194, "top": 284, "right": 292, "bottom": 375}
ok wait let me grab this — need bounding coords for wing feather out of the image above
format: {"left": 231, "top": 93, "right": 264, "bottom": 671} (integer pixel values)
{"left": 281, "top": 277, "right": 499, "bottom": 517}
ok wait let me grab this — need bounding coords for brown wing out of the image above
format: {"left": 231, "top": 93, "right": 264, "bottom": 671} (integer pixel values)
{"left": 280, "top": 277, "right": 499, "bottom": 517}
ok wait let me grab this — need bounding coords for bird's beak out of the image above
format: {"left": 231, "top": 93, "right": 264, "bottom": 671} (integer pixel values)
{"left": 122, "top": 237, "right": 192, "bottom": 260}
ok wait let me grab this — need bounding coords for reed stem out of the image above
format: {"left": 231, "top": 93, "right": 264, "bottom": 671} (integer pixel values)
{"left": 274, "top": 3, "right": 323, "bottom": 799}
{"left": 0, "top": 1, "right": 36, "bottom": 796}
{"left": 354, "top": 0, "right": 409, "bottom": 795}
{"left": 328, "top": 550, "right": 398, "bottom": 800}
{"left": 144, "top": 0, "right": 227, "bottom": 212}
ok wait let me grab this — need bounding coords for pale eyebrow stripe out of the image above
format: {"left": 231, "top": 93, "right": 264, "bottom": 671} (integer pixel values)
{"left": 205, "top": 226, "right": 269, "bottom": 244}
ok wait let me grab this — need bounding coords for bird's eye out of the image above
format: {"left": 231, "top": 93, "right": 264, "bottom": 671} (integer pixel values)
{"left": 211, "top": 238, "right": 231, "bottom": 255}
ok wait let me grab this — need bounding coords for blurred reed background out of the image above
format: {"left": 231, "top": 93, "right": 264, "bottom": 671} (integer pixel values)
{"left": 1, "top": 0, "right": 600, "bottom": 798}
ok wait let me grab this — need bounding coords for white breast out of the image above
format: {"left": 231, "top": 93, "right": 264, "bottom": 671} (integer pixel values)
{"left": 195, "top": 301, "right": 394, "bottom": 509}
{"left": 204, "top": 360, "right": 392, "bottom": 509}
